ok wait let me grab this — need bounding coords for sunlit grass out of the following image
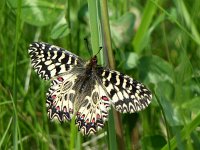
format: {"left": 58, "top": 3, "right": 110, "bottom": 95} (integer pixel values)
{"left": 0, "top": 0, "right": 200, "bottom": 149}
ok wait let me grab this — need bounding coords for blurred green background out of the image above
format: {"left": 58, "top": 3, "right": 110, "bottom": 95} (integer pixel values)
{"left": 1, "top": 0, "right": 200, "bottom": 149}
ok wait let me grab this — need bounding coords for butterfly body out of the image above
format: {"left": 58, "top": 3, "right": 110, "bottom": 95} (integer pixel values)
{"left": 28, "top": 42, "right": 152, "bottom": 135}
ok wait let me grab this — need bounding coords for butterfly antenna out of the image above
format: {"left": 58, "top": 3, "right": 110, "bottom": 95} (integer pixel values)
{"left": 96, "top": 46, "right": 102, "bottom": 56}
{"left": 84, "top": 38, "right": 93, "bottom": 57}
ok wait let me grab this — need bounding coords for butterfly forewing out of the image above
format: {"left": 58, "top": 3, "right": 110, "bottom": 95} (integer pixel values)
{"left": 28, "top": 42, "right": 84, "bottom": 80}
{"left": 96, "top": 68, "right": 152, "bottom": 113}
{"left": 28, "top": 42, "right": 152, "bottom": 136}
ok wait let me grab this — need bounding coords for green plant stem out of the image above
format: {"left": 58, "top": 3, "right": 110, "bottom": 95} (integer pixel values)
{"left": 66, "top": 0, "right": 72, "bottom": 49}
{"left": 13, "top": 0, "right": 22, "bottom": 149}
{"left": 99, "top": 0, "right": 114, "bottom": 68}
{"left": 175, "top": 0, "right": 200, "bottom": 43}
{"left": 0, "top": 117, "right": 13, "bottom": 148}
{"left": 161, "top": 113, "right": 200, "bottom": 150}
{"left": 151, "top": 0, "right": 200, "bottom": 46}
{"left": 155, "top": 93, "right": 171, "bottom": 150}
{"left": 87, "top": 0, "right": 100, "bottom": 57}
{"left": 70, "top": 117, "right": 76, "bottom": 150}
{"left": 133, "top": 0, "right": 158, "bottom": 53}
{"left": 100, "top": 0, "right": 124, "bottom": 150}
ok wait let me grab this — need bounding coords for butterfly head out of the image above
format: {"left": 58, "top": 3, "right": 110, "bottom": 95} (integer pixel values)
{"left": 90, "top": 47, "right": 102, "bottom": 66}
{"left": 91, "top": 55, "right": 98, "bottom": 66}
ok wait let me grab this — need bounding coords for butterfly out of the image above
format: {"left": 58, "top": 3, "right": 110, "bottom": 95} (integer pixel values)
{"left": 28, "top": 42, "right": 152, "bottom": 135}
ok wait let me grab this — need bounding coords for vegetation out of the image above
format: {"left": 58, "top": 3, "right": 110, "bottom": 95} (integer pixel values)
{"left": 1, "top": 0, "right": 200, "bottom": 149}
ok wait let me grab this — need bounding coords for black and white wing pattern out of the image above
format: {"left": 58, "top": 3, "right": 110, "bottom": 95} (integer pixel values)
{"left": 46, "top": 73, "right": 77, "bottom": 121}
{"left": 96, "top": 68, "right": 152, "bottom": 113}
{"left": 46, "top": 68, "right": 110, "bottom": 135}
{"left": 29, "top": 42, "right": 84, "bottom": 80}
{"left": 75, "top": 79, "right": 110, "bottom": 135}
{"left": 28, "top": 42, "right": 152, "bottom": 136}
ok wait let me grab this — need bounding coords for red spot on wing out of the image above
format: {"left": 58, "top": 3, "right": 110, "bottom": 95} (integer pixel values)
{"left": 96, "top": 114, "right": 101, "bottom": 119}
{"left": 63, "top": 106, "right": 67, "bottom": 112}
{"left": 92, "top": 118, "right": 95, "bottom": 123}
{"left": 52, "top": 95, "right": 56, "bottom": 99}
{"left": 57, "top": 76, "right": 64, "bottom": 82}
{"left": 56, "top": 106, "right": 60, "bottom": 111}
{"left": 102, "top": 96, "right": 109, "bottom": 101}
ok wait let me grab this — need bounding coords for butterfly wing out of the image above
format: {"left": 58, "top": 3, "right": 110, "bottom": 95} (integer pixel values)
{"left": 29, "top": 42, "right": 85, "bottom": 121}
{"left": 74, "top": 79, "right": 110, "bottom": 135}
{"left": 28, "top": 42, "right": 84, "bottom": 80}
{"left": 96, "top": 68, "right": 152, "bottom": 113}
{"left": 46, "top": 73, "right": 79, "bottom": 122}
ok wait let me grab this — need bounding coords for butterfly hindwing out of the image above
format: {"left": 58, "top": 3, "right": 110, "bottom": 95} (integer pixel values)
{"left": 96, "top": 68, "right": 152, "bottom": 113}
{"left": 46, "top": 70, "right": 111, "bottom": 136}
{"left": 29, "top": 42, "right": 84, "bottom": 80}
{"left": 75, "top": 81, "right": 110, "bottom": 135}
{"left": 46, "top": 73, "right": 78, "bottom": 121}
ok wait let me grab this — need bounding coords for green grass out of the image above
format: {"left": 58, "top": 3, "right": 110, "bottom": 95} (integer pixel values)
{"left": 1, "top": 0, "right": 200, "bottom": 149}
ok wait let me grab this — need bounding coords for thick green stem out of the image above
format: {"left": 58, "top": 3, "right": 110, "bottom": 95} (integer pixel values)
{"left": 88, "top": 0, "right": 100, "bottom": 57}
{"left": 100, "top": 0, "right": 124, "bottom": 150}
